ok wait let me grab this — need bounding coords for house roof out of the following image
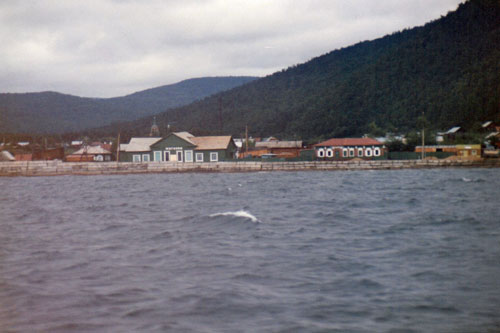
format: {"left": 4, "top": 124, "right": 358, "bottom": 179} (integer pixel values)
{"left": 71, "top": 146, "right": 112, "bottom": 155}
{"left": 190, "top": 136, "right": 233, "bottom": 150}
{"left": 314, "top": 138, "right": 383, "bottom": 147}
{"left": 173, "top": 132, "right": 195, "bottom": 145}
{"left": 482, "top": 121, "right": 493, "bottom": 128}
{"left": 256, "top": 141, "right": 302, "bottom": 149}
{"left": 123, "top": 137, "right": 161, "bottom": 152}
{"left": 0, "top": 151, "right": 15, "bottom": 161}
{"left": 445, "top": 126, "right": 461, "bottom": 134}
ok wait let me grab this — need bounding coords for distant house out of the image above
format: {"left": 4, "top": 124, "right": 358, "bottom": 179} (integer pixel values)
{"left": 242, "top": 140, "right": 303, "bottom": 158}
{"left": 120, "top": 137, "right": 161, "bottom": 162}
{"left": 437, "top": 126, "right": 464, "bottom": 142}
{"left": 415, "top": 145, "right": 457, "bottom": 154}
{"left": 314, "top": 138, "right": 386, "bottom": 160}
{"left": 456, "top": 144, "right": 482, "bottom": 159}
{"left": 0, "top": 151, "right": 15, "bottom": 161}
{"left": 119, "top": 132, "right": 237, "bottom": 162}
{"left": 481, "top": 121, "right": 499, "bottom": 132}
{"left": 66, "top": 146, "right": 113, "bottom": 162}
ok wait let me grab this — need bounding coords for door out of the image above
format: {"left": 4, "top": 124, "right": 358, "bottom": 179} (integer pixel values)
{"left": 154, "top": 151, "right": 162, "bottom": 162}
{"left": 177, "top": 151, "right": 183, "bottom": 162}
{"left": 164, "top": 151, "right": 170, "bottom": 162}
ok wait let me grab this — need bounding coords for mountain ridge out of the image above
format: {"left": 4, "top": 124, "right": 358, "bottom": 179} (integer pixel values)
{"left": 0, "top": 76, "right": 258, "bottom": 134}
{"left": 90, "top": 0, "right": 499, "bottom": 141}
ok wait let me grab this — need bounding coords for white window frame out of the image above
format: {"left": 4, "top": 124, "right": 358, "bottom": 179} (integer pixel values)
{"left": 326, "top": 148, "right": 333, "bottom": 158}
{"left": 374, "top": 147, "right": 381, "bottom": 157}
{"left": 358, "top": 148, "right": 363, "bottom": 157}
{"left": 196, "top": 152, "right": 204, "bottom": 162}
{"left": 133, "top": 154, "right": 141, "bottom": 162}
{"left": 317, "top": 148, "right": 325, "bottom": 157}
{"left": 210, "top": 152, "right": 218, "bottom": 162}
{"left": 142, "top": 154, "right": 150, "bottom": 162}
{"left": 185, "top": 150, "right": 193, "bottom": 162}
{"left": 365, "top": 148, "right": 373, "bottom": 157}
{"left": 349, "top": 148, "right": 355, "bottom": 157}
{"left": 342, "top": 149, "right": 348, "bottom": 157}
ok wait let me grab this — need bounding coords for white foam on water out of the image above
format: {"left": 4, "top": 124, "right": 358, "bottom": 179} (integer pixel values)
{"left": 209, "top": 210, "right": 259, "bottom": 222}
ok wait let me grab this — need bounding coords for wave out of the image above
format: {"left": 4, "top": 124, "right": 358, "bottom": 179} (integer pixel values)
{"left": 461, "top": 177, "right": 485, "bottom": 183}
{"left": 209, "top": 210, "right": 259, "bottom": 222}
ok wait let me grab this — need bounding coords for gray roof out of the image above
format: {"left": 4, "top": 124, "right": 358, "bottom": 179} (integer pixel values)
{"left": 0, "top": 151, "right": 15, "bottom": 161}
{"left": 123, "top": 137, "right": 161, "bottom": 152}
{"left": 173, "top": 132, "right": 195, "bottom": 145}
{"left": 445, "top": 127, "right": 461, "bottom": 134}
{"left": 71, "top": 146, "right": 112, "bottom": 155}
{"left": 255, "top": 141, "right": 302, "bottom": 149}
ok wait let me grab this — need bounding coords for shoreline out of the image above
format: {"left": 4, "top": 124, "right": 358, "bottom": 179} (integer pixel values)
{"left": 1, "top": 159, "right": 500, "bottom": 177}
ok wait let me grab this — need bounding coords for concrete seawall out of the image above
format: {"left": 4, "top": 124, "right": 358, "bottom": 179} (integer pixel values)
{"left": 1, "top": 159, "right": 500, "bottom": 177}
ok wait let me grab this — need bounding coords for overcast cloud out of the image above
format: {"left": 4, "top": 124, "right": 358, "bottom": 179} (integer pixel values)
{"left": 0, "top": 0, "right": 463, "bottom": 98}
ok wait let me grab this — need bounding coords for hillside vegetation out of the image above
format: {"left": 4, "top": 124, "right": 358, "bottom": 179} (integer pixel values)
{"left": 93, "top": 0, "right": 499, "bottom": 142}
{"left": 0, "top": 77, "right": 257, "bottom": 133}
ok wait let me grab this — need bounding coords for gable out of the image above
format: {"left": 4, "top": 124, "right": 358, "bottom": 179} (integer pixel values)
{"left": 150, "top": 133, "right": 196, "bottom": 150}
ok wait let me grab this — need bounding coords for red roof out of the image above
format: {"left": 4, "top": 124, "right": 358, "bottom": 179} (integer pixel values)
{"left": 314, "top": 138, "right": 383, "bottom": 147}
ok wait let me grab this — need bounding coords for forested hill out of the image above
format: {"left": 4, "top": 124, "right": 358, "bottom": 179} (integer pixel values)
{"left": 95, "top": 0, "right": 500, "bottom": 141}
{"left": 0, "top": 77, "right": 257, "bottom": 133}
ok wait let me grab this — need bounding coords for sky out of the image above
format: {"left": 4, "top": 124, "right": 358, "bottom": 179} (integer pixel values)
{"left": 1, "top": 0, "right": 464, "bottom": 98}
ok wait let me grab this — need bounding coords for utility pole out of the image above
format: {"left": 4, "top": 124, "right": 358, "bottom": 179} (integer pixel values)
{"left": 116, "top": 132, "right": 120, "bottom": 162}
{"left": 245, "top": 125, "right": 248, "bottom": 153}
{"left": 421, "top": 112, "right": 425, "bottom": 160}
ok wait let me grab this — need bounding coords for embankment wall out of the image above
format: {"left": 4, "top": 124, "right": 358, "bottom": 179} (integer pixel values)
{"left": 1, "top": 159, "right": 500, "bottom": 177}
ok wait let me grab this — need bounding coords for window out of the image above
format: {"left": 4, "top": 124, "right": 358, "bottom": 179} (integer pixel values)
{"left": 349, "top": 148, "right": 355, "bottom": 157}
{"left": 358, "top": 148, "right": 363, "bottom": 157}
{"left": 142, "top": 154, "right": 150, "bottom": 162}
{"left": 317, "top": 148, "right": 325, "bottom": 157}
{"left": 374, "top": 147, "right": 381, "bottom": 156}
{"left": 365, "top": 148, "right": 372, "bottom": 157}
{"left": 177, "top": 151, "right": 183, "bottom": 162}
{"left": 472, "top": 150, "right": 477, "bottom": 155}
{"left": 342, "top": 149, "right": 348, "bottom": 157}
{"left": 210, "top": 152, "right": 218, "bottom": 162}
{"left": 326, "top": 148, "right": 333, "bottom": 157}
{"left": 154, "top": 151, "right": 162, "bottom": 162}
{"left": 164, "top": 151, "right": 170, "bottom": 162}
{"left": 95, "top": 155, "right": 103, "bottom": 162}
{"left": 196, "top": 152, "right": 204, "bottom": 162}
{"left": 133, "top": 154, "right": 141, "bottom": 162}
{"left": 185, "top": 150, "right": 193, "bottom": 162}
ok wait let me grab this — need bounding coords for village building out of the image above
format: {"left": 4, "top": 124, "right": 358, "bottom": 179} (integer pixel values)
{"left": 241, "top": 140, "right": 303, "bottom": 158}
{"left": 119, "top": 132, "right": 237, "bottom": 163}
{"left": 65, "top": 145, "right": 113, "bottom": 162}
{"left": 120, "top": 137, "right": 162, "bottom": 162}
{"left": 415, "top": 145, "right": 457, "bottom": 154}
{"left": 0, "top": 150, "right": 15, "bottom": 161}
{"left": 415, "top": 144, "right": 483, "bottom": 159}
{"left": 456, "top": 144, "right": 482, "bottom": 159}
{"left": 314, "top": 138, "right": 386, "bottom": 160}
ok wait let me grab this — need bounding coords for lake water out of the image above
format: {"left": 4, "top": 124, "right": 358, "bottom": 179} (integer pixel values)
{"left": 1, "top": 168, "right": 500, "bottom": 332}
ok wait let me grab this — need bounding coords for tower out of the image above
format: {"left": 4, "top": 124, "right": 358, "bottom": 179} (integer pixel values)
{"left": 150, "top": 117, "right": 160, "bottom": 137}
